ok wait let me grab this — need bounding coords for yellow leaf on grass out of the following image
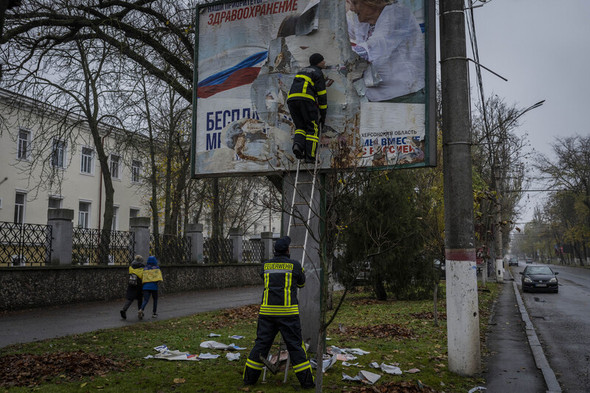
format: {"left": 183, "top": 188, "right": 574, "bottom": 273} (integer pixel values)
{"left": 174, "top": 378, "right": 186, "bottom": 384}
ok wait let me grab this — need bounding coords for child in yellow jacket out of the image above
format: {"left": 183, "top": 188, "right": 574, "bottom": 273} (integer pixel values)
{"left": 120, "top": 255, "right": 144, "bottom": 320}
{"left": 138, "top": 256, "right": 163, "bottom": 319}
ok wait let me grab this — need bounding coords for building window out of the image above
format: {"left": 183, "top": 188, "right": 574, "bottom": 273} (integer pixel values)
{"left": 111, "top": 206, "right": 119, "bottom": 231}
{"left": 52, "top": 139, "right": 66, "bottom": 168}
{"left": 14, "top": 192, "right": 26, "bottom": 224}
{"left": 110, "top": 154, "right": 120, "bottom": 179}
{"left": 130, "top": 208, "right": 139, "bottom": 219}
{"left": 78, "top": 201, "right": 90, "bottom": 228}
{"left": 17, "top": 129, "right": 31, "bottom": 160}
{"left": 131, "top": 160, "right": 142, "bottom": 183}
{"left": 81, "top": 147, "right": 94, "bottom": 174}
{"left": 48, "top": 196, "right": 62, "bottom": 209}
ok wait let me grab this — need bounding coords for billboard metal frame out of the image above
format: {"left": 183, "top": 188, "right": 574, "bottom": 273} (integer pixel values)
{"left": 191, "top": 0, "right": 437, "bottom": 178}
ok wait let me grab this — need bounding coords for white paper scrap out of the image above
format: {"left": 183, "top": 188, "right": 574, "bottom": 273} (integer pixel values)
{"left": 348, "top": 348, "right": 371, "bottom": 355}
{"left": 226, "top": 352, "right": 241, "bottom": 361}
{"left": 359, "top": 370, "right": 381, "bottom": 384}
{"left": 342, "top": 370, "right": 381, "bottom": 385}
{"left": 198, "top": 352, "right": 220, "bottom": 360}
{"left": 200, "top": 341, "right": 229, "bottom": 350}
{"left": 380, "top": 363, "right": 402, "bottom": 375}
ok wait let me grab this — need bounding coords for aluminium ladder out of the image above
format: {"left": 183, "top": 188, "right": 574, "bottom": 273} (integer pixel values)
{"left": 262, "top": 151, "right": 321, "bottom": 383}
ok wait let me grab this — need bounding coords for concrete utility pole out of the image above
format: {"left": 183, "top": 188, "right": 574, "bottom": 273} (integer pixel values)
{"left": 439, "top": 0, "right": 481, "bottom": 375}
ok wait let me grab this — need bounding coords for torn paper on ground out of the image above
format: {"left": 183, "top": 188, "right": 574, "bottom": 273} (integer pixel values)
{"left": 208, "top": 333, "right": 221, "bottom": 337}
{"left": 347, "top": 348, "right": 371, "bottom": 356}
{"left": 198, "top": 352, "right": 220, "bottom": 360}
{"left": 200, "top": 341, "right": 246, "bottom": 351}
{"left": 229, "top": 335, "right": 244, "bottom": 340}
{"left": 342, "top": 370, "right": 381, "bottom": 385}
{"left": 379, "top": 363, "right": 402, "bottom": 375}
{"left": 310, "top": 355, "right": 337, "bottom": 372}
{"left": 342, "top": 362, "right": 362, "bottom": 367}
{"left": 336, "top": 353, "right": 357, "bottom": 361}
{"left": 327, "top": 346, "right": 370, "bottom": 356}
{"left": 148, "top": 346, "right": 199, "bottom": 361}
{"left": 226, "top": 352, "right": 241, "bottom": 361}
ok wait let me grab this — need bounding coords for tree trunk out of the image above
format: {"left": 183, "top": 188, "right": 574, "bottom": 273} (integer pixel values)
{"left": 373, "top": 277, "right": 387, "bottom": 301}
{"left": 433, "top": 280, "right": 439, "bottom": 327}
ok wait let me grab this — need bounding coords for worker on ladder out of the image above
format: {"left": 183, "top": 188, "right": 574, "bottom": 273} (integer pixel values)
{"left": 243, "top": 236, "right": 314, "bottom": 389}
{"left": 288, "top": 53, "right": 333, "bottom": 163}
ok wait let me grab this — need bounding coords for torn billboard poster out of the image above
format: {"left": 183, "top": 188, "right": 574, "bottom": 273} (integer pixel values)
{"left": 192, "top": 0, "right": 435, "bottom": 177}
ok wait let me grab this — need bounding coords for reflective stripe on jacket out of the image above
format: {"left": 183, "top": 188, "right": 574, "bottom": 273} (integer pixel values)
{"left": 259, "top": 255, "right": 305, "bottom": 316}
{"left": 287, "top": 65, "right": 328, "bottom": 117}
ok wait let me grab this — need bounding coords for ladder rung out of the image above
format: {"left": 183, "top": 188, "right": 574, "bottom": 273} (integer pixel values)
{"left": 289, "top": 244, "right": 304, "bottom": 249}
{"left": 290, "top": 223, "right": 306, "bottom": 227}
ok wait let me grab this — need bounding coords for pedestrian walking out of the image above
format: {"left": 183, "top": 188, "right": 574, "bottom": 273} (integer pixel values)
{"left": 242, "top": 236, "right": 314, "bottom": 389}
{"left": 287, "top": 53, "right": 333, "bottom": 163}
{"left": 138, "top": 256, "right": 163, "bottom": 319}
{"left": 120, "top": 255, "right": 145, "bottom": 320}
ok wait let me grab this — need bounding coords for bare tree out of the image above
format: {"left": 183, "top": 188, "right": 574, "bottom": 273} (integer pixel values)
{"left": 3, "top": 35, "right": 131, "bottom": 263}
{"left": 471, "top": 95, "right": 537, "bottom": 272}
{"left": 1, "top": 0, "right": 195, "bottom": 101}
{"left": 536, "top": 135, "right": 590, "bottom": 264}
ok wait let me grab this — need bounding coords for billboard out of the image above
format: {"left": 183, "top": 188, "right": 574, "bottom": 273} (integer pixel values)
{"left": 192, "top": 0, "right": 435, "bottom": 177}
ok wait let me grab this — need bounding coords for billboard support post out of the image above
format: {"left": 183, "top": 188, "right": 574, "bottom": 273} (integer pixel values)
{"left": 440, "top": 0, "right": 481, "bottom": 375}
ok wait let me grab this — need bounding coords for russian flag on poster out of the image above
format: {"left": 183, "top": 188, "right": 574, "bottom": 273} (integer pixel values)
{"left": 197, "top": 51, "right": 268, "bottom": 99}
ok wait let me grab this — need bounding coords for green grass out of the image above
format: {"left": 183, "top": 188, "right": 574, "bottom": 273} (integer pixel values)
{"left": 0, "top": 283, "right": 498, "bottom": 392}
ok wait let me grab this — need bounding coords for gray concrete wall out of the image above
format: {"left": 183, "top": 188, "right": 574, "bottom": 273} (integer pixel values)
{"left": 0, "top": 264, "right": 262, "bottom": 311}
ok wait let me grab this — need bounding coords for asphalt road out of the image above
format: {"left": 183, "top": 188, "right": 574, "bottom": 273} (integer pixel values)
{"left": 515, "top": 263, "right": 590, "bottom": 393}
{"left": 0, "top": 286, "right": 263, "bottom": 349}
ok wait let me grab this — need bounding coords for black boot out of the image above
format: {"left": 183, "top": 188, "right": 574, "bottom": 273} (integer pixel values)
{"left": 292, "top": 143, "right": 304, "bottom": 159}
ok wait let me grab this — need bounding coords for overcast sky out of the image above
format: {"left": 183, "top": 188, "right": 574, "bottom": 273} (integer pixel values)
{"left": 464, "top": 0, "right": 590, "bottom": 222}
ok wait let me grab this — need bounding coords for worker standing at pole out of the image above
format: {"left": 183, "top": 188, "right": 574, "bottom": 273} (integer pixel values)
{"left": 287, "top": 53, "right": 333, "bottom": 163}
{"left": 242, "top": 236, "right": 314, "bottom": 389}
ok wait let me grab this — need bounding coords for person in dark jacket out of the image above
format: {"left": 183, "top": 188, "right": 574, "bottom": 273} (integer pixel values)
{"left": 287, "top": 53, "right": 333, "bottom": 163}
{"left": 120, "top": 255, "right": 144, "bottom": 320}
{"left": 138, "top": 255, "right": 163, "bottom": 319}
{"left": 243, "top": 236, "right": 314, "bottom": 389}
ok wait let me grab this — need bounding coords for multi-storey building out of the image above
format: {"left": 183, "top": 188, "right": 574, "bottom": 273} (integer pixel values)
{"left": 0, "top": 88, "right": 149, "bottom": 230}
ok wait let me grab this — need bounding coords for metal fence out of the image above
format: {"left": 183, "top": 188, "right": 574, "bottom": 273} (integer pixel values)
{"left": 0, "top": 222, "right": 52, "bottom": 266}
{"left": 72, "top": 228, "right": 135, "bottom": 265}
{"left": 150, "top": 234, "right": 191, "bottom": 264}
{"left": 204, "top": 237, "right": 233, "bottom": 263}
{"left": 243, "top": 239, "right": 265, "bottom": 263}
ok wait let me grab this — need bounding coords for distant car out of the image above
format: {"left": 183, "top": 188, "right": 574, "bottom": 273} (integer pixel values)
{"left": 525, "top": 258, "right": 533, "bottom": 264}
{"left": 520, "top": 265, "right": 559, "bottom": 293}
{"left": 508, "top": 258, "right": 518, "bottom": 266}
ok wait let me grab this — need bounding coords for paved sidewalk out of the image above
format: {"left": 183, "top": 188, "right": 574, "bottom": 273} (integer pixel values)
{"left": 483, "top": 271, "right": 561, "bottom": 392}
{"left": 0, "top": 286, "right": 262, "bottom": 349}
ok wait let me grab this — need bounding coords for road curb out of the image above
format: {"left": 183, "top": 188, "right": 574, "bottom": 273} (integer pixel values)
{"left": 511, "top": 280, "right": 562, "bottom": 393}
